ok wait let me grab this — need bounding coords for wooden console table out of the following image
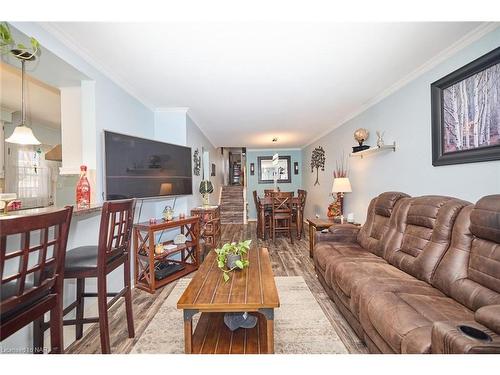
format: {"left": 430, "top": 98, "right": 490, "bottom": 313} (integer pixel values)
{"left": 190, "top": 205, "right": 221, "bottom": 260}
{"left": 134, "top": 216, "right": 200, "bottom": 294}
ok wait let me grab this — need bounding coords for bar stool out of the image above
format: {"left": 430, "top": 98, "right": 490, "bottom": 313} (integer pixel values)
{"left": 34, "top": 199, "right": 136, "bottom": 354}
{"left": 1, "top": 207, "right": 73, "bottom": 354}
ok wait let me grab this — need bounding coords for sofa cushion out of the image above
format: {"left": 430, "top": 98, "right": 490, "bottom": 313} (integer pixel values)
{"left": 360, "top": 292, "right": 473, "bottom": 354}
{"left": 383, "top": 196, "right": 470, "bottom": 283}
{"left": 350, "top": 276, "right": 444, "bottom": 318}
{"left": 325, "top": 259, "right": 412, "bottom": 298}
{"left": 357, "top": 192, "right": 410, "bottom": 257}
{"left": 432, "top": 202, "right": 500, "bottom": 311}
{"left": 470, "top": 195, "right": 500, "bottom": 243}
{"left": 314, "top": 242, "right": 379, "bottom": 272}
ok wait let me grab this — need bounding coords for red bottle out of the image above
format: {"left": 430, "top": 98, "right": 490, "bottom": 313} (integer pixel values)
{"left": 76, "top": 165, "right": 91, "bottom": 209}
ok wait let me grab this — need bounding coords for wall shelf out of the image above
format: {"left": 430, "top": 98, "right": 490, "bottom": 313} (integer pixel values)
{"left": 350, "top": 142, "right": 396, "bottom": 158}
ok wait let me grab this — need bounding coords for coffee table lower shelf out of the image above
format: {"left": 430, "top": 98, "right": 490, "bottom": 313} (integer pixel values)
{"left": 191, "top": 312, "right": 269, "bottom": 354}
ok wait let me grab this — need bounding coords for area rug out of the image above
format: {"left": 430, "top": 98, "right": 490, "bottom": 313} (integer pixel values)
{"left": 131, "top": 276, "right": 348, "bottom": 354}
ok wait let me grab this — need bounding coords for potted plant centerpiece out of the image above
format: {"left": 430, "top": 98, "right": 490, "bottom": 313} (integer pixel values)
{"left": 215, "top": 240, "right": 251, "bottom": 282}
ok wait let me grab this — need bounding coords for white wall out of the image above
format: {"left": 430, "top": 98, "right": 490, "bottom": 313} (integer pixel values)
{"left": 186, "top": 114, "right": 223, "bottom": 209}
{"left": 302, "top": 28, "right": 500, "bottom": 224}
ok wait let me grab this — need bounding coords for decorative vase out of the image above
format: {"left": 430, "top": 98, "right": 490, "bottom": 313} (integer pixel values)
{"left": 76, "top": 165, "right": 91, "bottom": 209}
{"left": 163, "top": 206, "right": 174, "bottom": 221}
{"left": 226, "top": 254, "right": 242, "bottom": 269}
{"left": 327, "top": 194, "right": 342, "bottom": 218}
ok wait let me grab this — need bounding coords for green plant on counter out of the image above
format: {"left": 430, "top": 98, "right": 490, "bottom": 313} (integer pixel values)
{"left": 214, "top": 239, "right": 251, "bottom": 282}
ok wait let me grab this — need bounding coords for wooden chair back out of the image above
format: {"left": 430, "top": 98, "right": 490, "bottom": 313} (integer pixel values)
{"left": 0, "top": 207, "right": 73, "bottom": 323}
{"left": 97, "top": 199, "right": 136, "bottom": 270}
{"left": 271, "top": 192, "right": 294, "bottom": 215}
{"left": 264, "top": 188, "right": 280, "bottom": 197}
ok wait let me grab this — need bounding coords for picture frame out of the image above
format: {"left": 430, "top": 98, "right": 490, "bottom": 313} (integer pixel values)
{"left": 257, "top": 156, "right": 291, "bottom": 184}
{"left": 211, "top": 163, "right": 216, "bottom": 176}
{"left": 431, "top": 47, "right": 500, "bottom": 166}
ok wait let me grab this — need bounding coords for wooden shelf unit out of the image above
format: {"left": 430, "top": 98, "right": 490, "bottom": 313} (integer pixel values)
{"left": 133, "top": 216, "right": 200, "bottom": 294}
{"left": 350, "top": 142, "right": 397, "bottom": 158}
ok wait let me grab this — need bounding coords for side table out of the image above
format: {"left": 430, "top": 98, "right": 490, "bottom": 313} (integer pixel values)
{"left": 134, "top": 216, "right": 200, "bottom": 294}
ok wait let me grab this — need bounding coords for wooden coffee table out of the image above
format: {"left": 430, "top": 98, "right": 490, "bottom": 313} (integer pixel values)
{"left": 177, "top": 247, "right": 280, "bottom": 354}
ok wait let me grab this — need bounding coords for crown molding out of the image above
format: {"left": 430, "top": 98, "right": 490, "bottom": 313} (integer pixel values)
{"left": 247, "top": 147, "right": 302, "bottom": 152}
{"left": 303, "top": 22, "right": 499, "bottom": 149}
{"left": 36, "top": 22, "right": 156, "bottom": 111}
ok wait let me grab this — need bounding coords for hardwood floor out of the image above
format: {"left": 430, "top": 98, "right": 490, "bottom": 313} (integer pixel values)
{"left": 66, "top": 222, "right": 368, "bottom": 354}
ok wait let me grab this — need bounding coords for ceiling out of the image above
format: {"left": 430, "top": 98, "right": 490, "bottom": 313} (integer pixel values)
{"left": 0, "top": 62, "right": 61, "bottom": 129}
{"left": 41, "top": 22, "right": 487, "bottom": 147}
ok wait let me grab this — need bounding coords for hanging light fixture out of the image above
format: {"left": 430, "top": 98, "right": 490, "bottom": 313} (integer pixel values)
{"left": 5, "top": 50, "right": 41, "bottom": 145}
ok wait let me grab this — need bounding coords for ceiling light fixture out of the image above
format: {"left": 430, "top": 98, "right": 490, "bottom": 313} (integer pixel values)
{"left": 272, "top": 137, "right": 278, "bottom": 142}
{"left": 3, "top": 25, "right": 41, "bottom": 145}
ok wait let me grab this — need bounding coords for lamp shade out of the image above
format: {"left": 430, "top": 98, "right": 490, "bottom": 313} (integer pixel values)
{"left": 5, "top": 125, "right": 41, "bottom": 145}
{"left": 332, "top": 177, "right": 352, "bottom": 193}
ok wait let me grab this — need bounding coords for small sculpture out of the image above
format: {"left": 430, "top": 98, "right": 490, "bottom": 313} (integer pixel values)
{"left": 163, "top": 205, "right": 174, "bottom": 221}
{"left": 354, "top": 128, "right": 369, "bottom": 146}
{"left": 376, "top": 131, "right": 385, "bottom": 148}
{"left": 352, "top": 128, "right": 370, "bottom": 153}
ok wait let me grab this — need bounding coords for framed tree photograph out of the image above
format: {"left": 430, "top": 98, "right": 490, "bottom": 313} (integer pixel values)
{"left": 257, "top": 156, "right": 291, "bottom": 184}
{"left": 431, "top": 47, "right": 500, "bottom": 166}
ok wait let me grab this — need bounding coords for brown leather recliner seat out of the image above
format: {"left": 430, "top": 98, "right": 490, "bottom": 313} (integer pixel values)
{"left": 314, "top": 191, "right": 409, "bottom": 278}
{"left": 314, "top": 193, "right": 500, "bottom": 353}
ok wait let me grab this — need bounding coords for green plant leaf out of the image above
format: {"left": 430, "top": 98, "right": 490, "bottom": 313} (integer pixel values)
{"left": 234, "top": 260, "right": 244, "bottom": 269}
{"left": 0, "top": 23, "right": 13, "bottom": 45}
{"left": 17, "top": 43, "right": 27, "bottom": 50}
{"left": 223, "top": 272, "right": 230, "bottom": 282}
{"left": 30, "top": 37, "right": 40, "bottom": 49}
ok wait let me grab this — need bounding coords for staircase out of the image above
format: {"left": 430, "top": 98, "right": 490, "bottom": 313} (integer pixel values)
{"left": 220, "top": 185, "right": 245, "bottom": 224}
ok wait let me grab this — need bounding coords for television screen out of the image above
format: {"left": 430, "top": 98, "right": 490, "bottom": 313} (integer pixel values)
{"left": 104, "top": 131, "right": 193, "bottom": 200}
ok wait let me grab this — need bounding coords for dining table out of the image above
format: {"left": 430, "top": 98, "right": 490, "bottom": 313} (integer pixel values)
{"left": 257, "top": 195, "right": 304, "bottom": 240}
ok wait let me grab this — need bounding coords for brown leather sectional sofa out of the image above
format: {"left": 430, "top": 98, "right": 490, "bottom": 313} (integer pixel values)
{"left": 313, "top": 192, "right": 500, "bottom": 353}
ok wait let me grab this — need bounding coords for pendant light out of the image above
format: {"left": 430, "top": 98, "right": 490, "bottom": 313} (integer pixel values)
{"left": 5, "top": 54, "right": 41, "bottom": 145}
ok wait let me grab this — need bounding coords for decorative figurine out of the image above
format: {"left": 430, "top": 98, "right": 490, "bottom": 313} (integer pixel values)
{"left": 376, "top": 131, "right": 385, "bottom": 148}
{"left": 163, "top": 205, "right": 174, "bottom": 221}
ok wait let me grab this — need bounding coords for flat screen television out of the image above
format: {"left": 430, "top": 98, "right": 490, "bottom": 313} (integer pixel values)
{"left": 104, "top": 131, "right": 192, "bottom": 200}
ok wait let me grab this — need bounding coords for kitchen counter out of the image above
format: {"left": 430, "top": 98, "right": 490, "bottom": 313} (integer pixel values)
{"left": 0, "top": 204, "right": 102, "bottom": 220}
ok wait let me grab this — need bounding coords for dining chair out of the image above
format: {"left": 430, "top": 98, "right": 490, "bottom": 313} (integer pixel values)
{"left": 271, "top": 192, "right": 294, "bottom": 244}
{"left": 264, "top": 187, "right": 280, "bottom": 197}
{"left": 1, "top": 207, "right": 73, "bottom": 354}
{"left": 34, "top": 199, "right": 136, "bottom": 354}
{"left": 295, "top": 189, "right": 308, "bottom": 239}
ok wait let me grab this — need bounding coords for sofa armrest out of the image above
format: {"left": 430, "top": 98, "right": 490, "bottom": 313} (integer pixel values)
{"left": 315, "top": 224, "right": 360, "bottom": 244}
{"left": 475, "top": 305, "right": 500, "bottom": 334}
{"left": 431, "top": 321, "right": 500, "bottom": 354}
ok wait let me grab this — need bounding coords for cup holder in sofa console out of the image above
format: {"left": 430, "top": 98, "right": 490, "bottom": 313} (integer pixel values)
{"left": 457, "top": 325, "right": 492, "bottom": 342}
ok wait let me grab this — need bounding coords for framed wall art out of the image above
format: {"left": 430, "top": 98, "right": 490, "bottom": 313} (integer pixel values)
{"left": 431, "top": 47, "right": 500, "bottom": 166}
{"left": 257, "top": 156, "right": 291, "bottom": 184}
